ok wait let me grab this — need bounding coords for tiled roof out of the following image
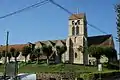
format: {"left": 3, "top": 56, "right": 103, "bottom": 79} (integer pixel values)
{"left": 0, "top": 44, "right": 28, "bottom": 52}
{"left": 87, "top": 34, "right": 113, "bottom": 47}
{"left": 69, "top": 13, "right": 85, "bottom": 20}
{"left": 0, "top": 34, "right": 114, "bottom": 52}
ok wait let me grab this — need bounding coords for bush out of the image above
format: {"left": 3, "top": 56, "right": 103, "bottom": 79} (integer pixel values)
{"left": 80, "top": 71, "right": 120, "bottom": 80}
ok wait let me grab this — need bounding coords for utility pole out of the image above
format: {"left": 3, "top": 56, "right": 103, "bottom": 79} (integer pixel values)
{"left": 4, "top": 31, "right": 9, "bottom": 80}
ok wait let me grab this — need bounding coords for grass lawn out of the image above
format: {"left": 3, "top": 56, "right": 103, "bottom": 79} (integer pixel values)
{"left": 0, "top": 63, "right": 111, "bottom": 73}
{"left": 18, "top": 63, "right": 110, "bottom": 73}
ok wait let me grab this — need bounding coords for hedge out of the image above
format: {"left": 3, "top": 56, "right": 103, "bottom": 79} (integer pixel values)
{"left": 80, "top": 70, "right": 120, "bottom": 80}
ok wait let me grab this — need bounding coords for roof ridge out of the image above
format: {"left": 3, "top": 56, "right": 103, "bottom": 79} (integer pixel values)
{"left": 88, "top": 34, "right": 112, "bottom": 38}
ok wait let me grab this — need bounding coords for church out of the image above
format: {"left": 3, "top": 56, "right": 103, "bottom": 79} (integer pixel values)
{"left": 0, "top": 13, "right": 116, "bottom": 65}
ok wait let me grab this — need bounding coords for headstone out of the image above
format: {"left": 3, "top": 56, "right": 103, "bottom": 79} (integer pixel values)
{"left": 98, "top": 64, "right": 102, "bottom": 72}
{"left": 6, "top": 63, "right": 15, "bottom": 77}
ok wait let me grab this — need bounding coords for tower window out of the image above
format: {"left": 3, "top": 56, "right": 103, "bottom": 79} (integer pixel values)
{"left": 76, "top": 26, "right": 79, "bottom": 35}
{"left": 74, "top": 37, "right": 76, "bottom": 43}
{"left": 75, "top": 22, "right": 77, "bottom": 25}
{"left": 75, "top": 52, "right": 77, "bottom": 58}
{"left": 72, "top": 21, "right": 74, "bottom": 25}
{"left": 72, "top": 26, "right": 75, "bottom": 35}
{"left": 77, "top": 20, "right": 80, "bottom": 25}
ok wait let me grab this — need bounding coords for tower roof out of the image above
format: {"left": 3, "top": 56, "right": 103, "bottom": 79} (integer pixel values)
{"left": 69, "top": 13, "right": 85, "bottom": 20}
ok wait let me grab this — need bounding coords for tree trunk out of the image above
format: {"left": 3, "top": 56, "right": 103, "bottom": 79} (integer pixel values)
{"left": 25, "top": 56, "right": 27, "bottom": 63}
{"left": 37, "top": 57, "right": 39, "bottom": 64}
{"left": 96, "top": 59, "right": 100, "bottom": 65}
{"left": 8, "top": 57, "right": 11, "bottom": 63}
{"left": 59, "top": 54, "right": 62, "bottom": 63}
{"left": 47, "top": 56, "right": 49, "bottom": 65}
{"left": 14, "top": 57, "right": 17, "bottom": 80}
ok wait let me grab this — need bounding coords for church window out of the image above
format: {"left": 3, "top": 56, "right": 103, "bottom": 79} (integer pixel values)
{"left": 72, "top": 21, "right": 74, "bottom": 25}
{"left": 72, "top": 26, "right": 75, "bottom": 35}
{"left": 75, "top": 52, "right": 77, "bottom": 58}
{"left": 75, "top": 22, "right": 77, "bottom": 25}
{"left": 74, "top": 37, "right": 76, "bottom": 43}
{"left": 77, "top": 20, "right": 80, "bottom": 25}
{"left": 76, "top": 26, "right": 79, "bottom": 35}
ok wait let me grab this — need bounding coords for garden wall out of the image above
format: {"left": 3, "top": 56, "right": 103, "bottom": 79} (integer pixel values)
{"left": 36, "top": 72, "right": 76, "bottom": 80}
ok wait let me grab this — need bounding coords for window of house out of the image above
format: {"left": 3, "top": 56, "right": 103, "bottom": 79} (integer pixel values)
{"left": 72, "top": 21, "right": 74, "bottom": 25}
{"left": 75, "top": 22, "right": 77, "bottom": 25}
{"left": 75, "top": 53, "right": 77, "bottom": 58}
{"left": 74, "top": 37, "right": 76, "bottom": 43}
{"left": 76, "top": 26, "right": 79, "bottom": 35}
{"left": 77, "top": 20, "right": 80, "bottom": 25}
{"left": 72, "top": 26, "right": 75, "bottom": 35}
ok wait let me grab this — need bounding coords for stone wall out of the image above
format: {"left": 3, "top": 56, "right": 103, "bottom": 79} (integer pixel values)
{"left": 36, "top": 72, "right": 76, "bottom": 80}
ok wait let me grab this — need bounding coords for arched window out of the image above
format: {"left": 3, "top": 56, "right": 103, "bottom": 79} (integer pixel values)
{"left": 76, "top": 26, "right": 79, "bottom": 35}
{"left": 72, "top": 26, "right": 75, "bottom": 35}
{"left": 75, "top": 52, "right": 77, "bottom": 58}
{"left": 72, "top": 21, "right": 74, "bottom": 25}
{"left": 74, "top": 37, "right": 76, "bottom": 43}
{"left": 77, "top": 20, "right": 80, "bottom": 25}
{"left": 75, "top": 22, "right": 77, "bottom": 25}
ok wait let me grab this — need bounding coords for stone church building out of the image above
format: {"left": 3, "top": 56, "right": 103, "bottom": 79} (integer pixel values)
{"left": 0, "top": 13, "right": 116, "bottom": 65}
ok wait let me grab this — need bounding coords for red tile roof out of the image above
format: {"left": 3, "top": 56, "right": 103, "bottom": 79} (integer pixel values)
{"left": 0, "top": 44, "right": 28, "bottom": 52}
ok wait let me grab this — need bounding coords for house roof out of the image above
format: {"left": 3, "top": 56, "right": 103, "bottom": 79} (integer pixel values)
{"left": 87, "top": 34, "right": 113, "bottom": 47}
{"left": 0, "top": 44, "right": 28, "bottom": 52}
{"left": 0, "top": 34, "right": 114, "bottom": 52}
{"left": 69, "top": 13, "right": 85, "bottom": 20}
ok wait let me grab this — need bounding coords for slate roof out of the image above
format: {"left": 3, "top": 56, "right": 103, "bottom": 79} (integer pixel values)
{"left": 87, "top": 34, "right": 114, "bottom": 47}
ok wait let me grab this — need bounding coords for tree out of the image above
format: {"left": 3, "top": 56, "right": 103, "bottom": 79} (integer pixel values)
{"left": 88, "top": 46, "right": 104, "bottom": 65}
{"left": 115, "top": 4, "right": 120, "bottom": 40}
{"left": 115, "top": 3, "right": 120, "bottom": 69}
{"left": 7, "top": 52, "right": 12, "bottom": 63}
{"left": 34, "top": 48, "right": 42, "bottom": 64}
{"left": 10, "top": 47, "right": 20, "bottom": 61}
{"left": 10, "top": 47, "right": 20, "bottom": 80}
{"left": 1, "top": 50, "right": 6, "bottom": 64}
{"left": 56, "top": 45, "right": 67, "bottom": 62}
{"left": 103, "top": 47, "right": 117, "bottom": 63}
{"left": 2, "top": 50, "right": 5, "bottom": 57}
{"left": 0, "top": 52, "right": 2, "bottom": 59}
{"left": 22, "top": 46, "right": 32, "bottom": 63}
{"left": 42, "top": 45, "right": 52, "bottom": 64}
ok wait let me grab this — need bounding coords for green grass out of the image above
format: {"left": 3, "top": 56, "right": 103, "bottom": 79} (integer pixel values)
{"left": 0, "top": 63, "right": 111, "bottom": 73}
{"left": 18, "top": 63, "right": 110, "bottom": 73}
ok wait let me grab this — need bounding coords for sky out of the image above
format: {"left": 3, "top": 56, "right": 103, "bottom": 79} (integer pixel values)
{"left": 0, "top": 0, "right": 120, "bottom": 55}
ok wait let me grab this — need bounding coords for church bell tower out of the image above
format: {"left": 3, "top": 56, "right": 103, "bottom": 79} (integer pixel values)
{"left": 65, "top": 13, "right": 88, "bottom": 65}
